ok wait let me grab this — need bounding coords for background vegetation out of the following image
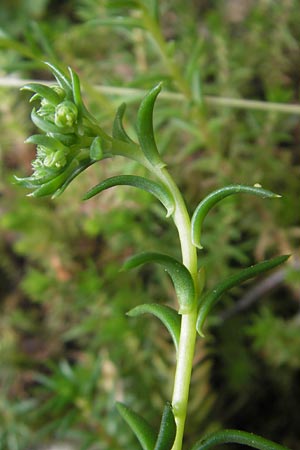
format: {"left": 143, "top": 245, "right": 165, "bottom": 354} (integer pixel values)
{"left": 0, "top": 1, "right": 300, "bottom": 449}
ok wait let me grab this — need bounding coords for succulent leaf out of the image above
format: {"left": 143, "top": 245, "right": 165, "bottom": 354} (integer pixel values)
{"left": 123, "top": 252, "right": 196, "bottom": 314}
{"left": 116, "top": 402, "right": 156, "bottom": 450}
{"left": 189, "top": 429, "right": 289, "bottom": 450}
{"left": 191, "top": 184, "right": 281, "bottom": 249}
{"left": 21, "top": 83, "right": 61, "bottom": 105}
{"left": 196, "top": 255, "right": 290, "bottom": 336}
{"left": 127, "top": 304, "right": 181, "bottom": 353}
{"left": 112, "top": 103, "right": 135, "bottom": 144}
{"left": 154, "top": 403, "right": 176, "bottom": 450}
{"left": 136, "top": 83, "right": 165, "bottom": 168}
{"left": 83, "top": 175, "right": 174, "bottom": 217}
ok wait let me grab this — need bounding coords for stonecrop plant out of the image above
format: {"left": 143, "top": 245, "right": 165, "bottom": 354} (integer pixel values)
{"left": 16, "top": 63, "right": 290, "bottom": 450}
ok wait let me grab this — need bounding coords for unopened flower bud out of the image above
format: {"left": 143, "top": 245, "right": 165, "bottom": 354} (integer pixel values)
{"left": 44, "top": 149, "right": 67, "bottom": 169}
{"left": 55, "top": 101, "right": 78, "bottom": 128}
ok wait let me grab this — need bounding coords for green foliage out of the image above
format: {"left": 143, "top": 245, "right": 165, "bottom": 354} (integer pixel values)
{"left": 123, "top": 251, "right": 196, "bottom": 314}
{"left": 1, "top": 1, "right": 300, "bottom": 449}
{"left": 248, "top": 308, "right": 300, "bottom": 370}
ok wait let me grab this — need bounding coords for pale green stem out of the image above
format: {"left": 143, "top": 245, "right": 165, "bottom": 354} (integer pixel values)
{"left": 156, "top": 167, "right": 198, "bottom": 450}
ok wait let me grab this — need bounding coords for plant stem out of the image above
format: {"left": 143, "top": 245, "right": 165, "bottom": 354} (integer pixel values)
{"left": 156, "top": 167, "right": 198, "bottom": 450}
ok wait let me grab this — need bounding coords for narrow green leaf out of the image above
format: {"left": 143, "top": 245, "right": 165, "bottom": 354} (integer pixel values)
{"left": 190, "top": 429, "right": 290, "bottom": 450}
{"left": 25, "top": 134, "right": 66, "bottom": 152}
{"left": 127, "top": 304, "right": 181, "bottom": 353}
{"left": 112, "top": 103, "right": 135, "bottom": 144}
{"left": 21, "top": 83, "right": 61, "bottom": 105}
{"left": 14, "top": 175, "right": 47, "bottom": 189}
{"left": 69, "top": 67, "right": 82, "bottom": 109}
{"left": 52, "top": 159, "right": 94, "bottom": 199}
{"left": 123, "top": 252, "right": 196, "bottom": 314}
{"left": 116, "top": 402, "right": 156, "bottom": 450}
{"left": 154, "top": 403, "right": 176, "bottom": 450}
{"left": 83, "top": 175, "right": 174, "bottom": 217}
{"left": 14, "top": 168, "right": 62, "bottom": 188}
{"left": 191, "top": 185, "right": 281, "bottom": 249}
{"left": 45, "top": 62, "right": 72, "bottom": 95}
{"left": 136, "top": 83, "right": 166, "bottom": 168}
{"left": 196, "top": 255, "right": 290, "bottom": 336}
{"left": 31, "top": 108, "right": 73, "bottom": 134}
{"left": 49, "top": 133, "right": 78, "bottom": 146}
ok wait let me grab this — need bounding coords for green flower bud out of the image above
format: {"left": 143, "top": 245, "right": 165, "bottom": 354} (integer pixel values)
{"left": 37, "top": 103, "right": 56, "bottom": 122}
{"left": 55, "top": 101, "right": 78, "bottom": 128}
{"left": 44, "top": 149, "right": 67, "bottom": 169}
{"left": 89, "top": 136, "right": 103, "bottom": 161}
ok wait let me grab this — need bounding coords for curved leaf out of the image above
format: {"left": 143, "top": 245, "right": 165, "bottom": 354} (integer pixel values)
{"left": 127, "top": 303, "right": 181, "bottom": 353}
{"left": 113, "top": 103, "right": 135, "bottom": 144}
{"left": 52, "top": 159, "right": 94, "bottom": 199}
{"left": 190, "top": 429, "right": 289, "bottom": 450}
{"left": 154, "top": 403, "right": 177, "bottom": 450}
{"left": 48, "top": 132, "right": 78, "bottom": 146}
{"left": 14, "top": 169, "right": 61, "bottom": 188}
{"left": 136, "top": 83, "right": 166, "bottom": 168}
{"left": 83, "top": 175, "right": 174, "bottom": 217}
{"left": 21, "top": 83, "right": 61, "bottom": 105}
{"left": 196, "top": 255, "right": 290, "bottom": 336}
{"left": 45, "top": 62, "right": 72, "bottom": 96}
{"left": 31, "top": 108, "right": 73, "bottom": 134}
{"left": 123, "top": 252, "right": 196, "bottom": 314}
{"left": 69, "top": 67, "right": 83, "bottom": 110}
{"left": 191, "top": 185, "right": 281, "bottom": 249}
{"left": 116, "top": 402, "right": 156, "bottom": 450}
{"left": 25, "top": 134, "right": 66, "bottom": 152}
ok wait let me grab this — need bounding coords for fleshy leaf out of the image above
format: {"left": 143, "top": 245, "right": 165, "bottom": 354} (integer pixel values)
{"left": 52, "top": 159, "right": 94, "bottom": 199}
{"left": 45, "top": 62, "right": 72, "bottom": 96}
{"left": 14, "top": 165, "right": 63, "bottom": 188}
{"left": 136, "top": 83, "right": 166, "bottom": 168}
{"left": 112, "top": 103, "right": 135, "bottom": 144}
{"left": 48, "top": 132, "right": 78, "bottom": 146}
{"left": 127, "top": 304, "right": 181, "bottom": 353}
{"left": 189, "top": 429, "right": 289, "bottom": 450}
{"left": 21, "top": 83, "right": 61, "bottom": 105}
{"left": 196, "top": 255, "right": 290, "bottom": 336}
{"left": 116, "top": 402, "right": 156, "bottom": 450}
{"left": 191, "top": 185, "right": 281, "bottom": 249}
{"left": 154, "top": 403, "right": 176, "bottom": 450}
{"left": 25, "top": 134, "right": 67, "bottom": 152}
{"left": 123, "top": 252, "right": 196, "bottom": 314}
{"left": 69, "top": 67, "right": 83, "bottom": 110}
{"left": 83, "top": 175, "right": 175, "bottom": 217}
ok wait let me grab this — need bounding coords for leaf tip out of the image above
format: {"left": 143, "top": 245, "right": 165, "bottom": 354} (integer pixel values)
{"left": 196, "top": 323, "right": 205, "bottom": 338}
{"left": 192, "top": 238, "right": 204, "bottom": 250}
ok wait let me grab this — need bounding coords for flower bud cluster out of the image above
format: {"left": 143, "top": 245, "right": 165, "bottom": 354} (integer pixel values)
{"left": 16, "top": 64, "right": 111, "bottom": 198}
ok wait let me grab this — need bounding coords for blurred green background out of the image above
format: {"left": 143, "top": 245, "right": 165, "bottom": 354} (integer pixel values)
{"left": 0, "top": 1, "right": 300, "bottom": 449}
